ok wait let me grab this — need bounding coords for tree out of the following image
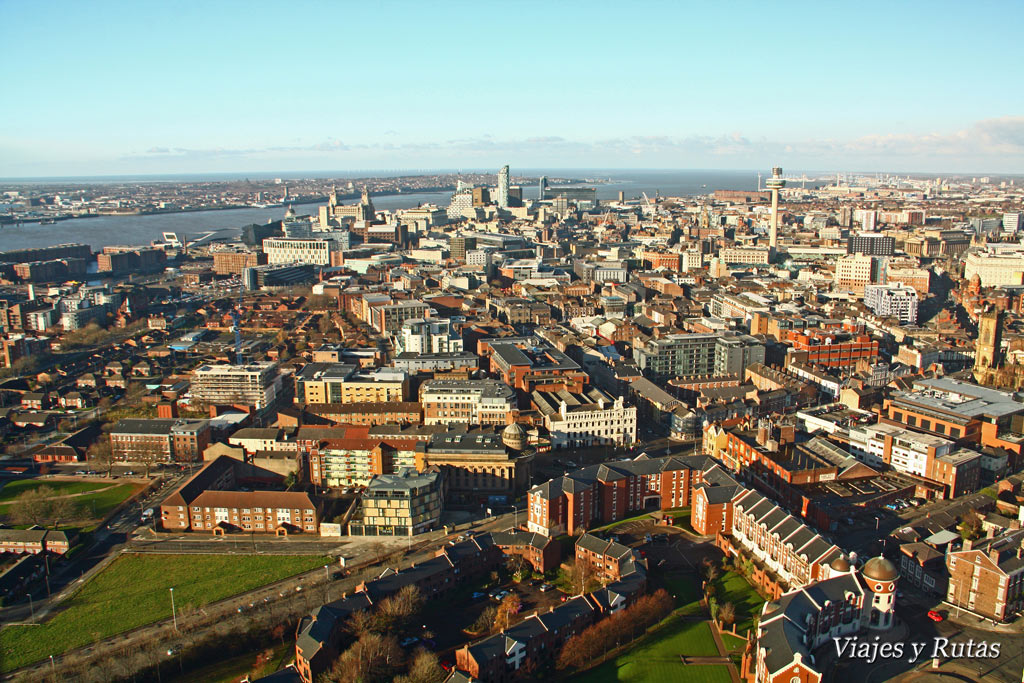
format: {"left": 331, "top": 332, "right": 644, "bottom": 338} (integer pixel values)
{"left": 493, "top": 592, "right": 522, "bottom": 632}
{"left": 958, "top": 511, "right": 983, "bottom": 541}
{"left": 377, "top": 585, "right": 424, "bottom": 633}
{"left": 9, "top": 487, "right": 52, "bottom": 526}
{"left": 48, "top": 495, "right": 82, "bottom": 529}
{"left": 327, "top": 632, "right": 404, "bottom": 683}
{"left": 468, "top": 606, "right": 497, "bottom": 636}
{"left": 718, "top": 602, "right": 736, "bottom": 628}
{"left": 369, "top": 542, "right": 389, "bottom": 564}
{"left": 394, "top": 650, "right": 444, "bottom": 683}
{"left": 564, "top": 558, "right": 597, "bottom": 595}
{"left": 133, "top": 440, "right": 165, "bottom": 478}
{"left": 88, "top": 439, "right": 117, "bottom": 478}
{"left": 346, "top": 609, "right": 381, "bottom": 638}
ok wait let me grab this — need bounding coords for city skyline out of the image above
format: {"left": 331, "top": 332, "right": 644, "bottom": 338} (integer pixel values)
{"left": 2, "top": 0, "right": 1024, "bottom": 176}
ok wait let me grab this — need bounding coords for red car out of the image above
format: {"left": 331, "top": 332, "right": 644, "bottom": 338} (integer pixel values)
{"left": 927, "top": 610, "right": 944, "bottom": 622}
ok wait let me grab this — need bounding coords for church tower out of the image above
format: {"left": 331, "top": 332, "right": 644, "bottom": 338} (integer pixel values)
{"left": 974, "top": 307, "right": 1003, "bottom": 378}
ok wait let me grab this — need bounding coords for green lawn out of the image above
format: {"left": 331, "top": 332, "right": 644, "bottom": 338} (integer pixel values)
{"left": 0, "top": 479, "right": 111, "bottom": 503}
{"left": 0, "top": 483, "right": 142, "bottom": 530}
{"left": 0, "top": 554, "right": 331, "bottom": 672}
{"left": 577, "top": 617, "right": 727, "bottom": 682}
{"left": 660, "top": 573, "right": 702, "bottom": 615}
{"left": 714, "top": 572, "right": 765, "bottom": 635}
{"left": 596, "top": 506, "right": 692, "bottom": 533}
{"left": 720, "top": 632, "right": 748, "bottom": 652}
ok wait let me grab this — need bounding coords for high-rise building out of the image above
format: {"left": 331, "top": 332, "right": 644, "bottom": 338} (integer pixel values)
{"left": 834, "top": 254, "right": 884, "bottom": 295}
{"left": 766, "top": 166, "right": 785, "bottom": 252}
{"left": 848, "top": 233, "right": 895, "bottom": 256}
{"left": 496, "top": 165, "right": 510, "bottom": 208}
{"left": 538, "top": 175, "right": 548, "bottom": 200}
{"left": 1003, "top": 212, "right": 1023, "bottom": 233}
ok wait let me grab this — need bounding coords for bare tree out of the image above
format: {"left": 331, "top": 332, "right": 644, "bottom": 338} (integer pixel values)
{"left": 377, "top": 585, "right": 424, "bottom": 633}
{"left": 134, "top": 441, "right": 165, "bottom": 478}
{"left": 394, "top": 649, "right": 444, "bottom": 683}
{"left": 718, "top": 601, "right": 736, "bottom": 628}
{"left": 48, "top": 495, "right": 82, "bottom": 529}
{"left": 345, "top": 608, "right": 381, "bottom": 638}
{"left": 565, "top": 558, "right": 597, "bottom": 595}
{"left": 87, "top": 439, "right": 117, "bottom": 478}
{"left": 9, "top": 487, "right": 52, "bottom": 526}
{"left": 327, "top": 632, "right": 404, "bottom": 683}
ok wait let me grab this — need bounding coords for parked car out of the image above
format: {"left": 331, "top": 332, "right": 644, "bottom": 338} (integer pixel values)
{"left": 539, "top": 583, "right": 554, "bottom": 592}
{"left": 471, "top": 591, "right": 487, "bottom": 601}
{"left": 927, "top": 610, "right": 944, "bottom": 622}
{"left": 399, "top": 637, "right": 420, "bottom": 648}
{"left": 644, "top": 533, "right": 653, "bottom": 543}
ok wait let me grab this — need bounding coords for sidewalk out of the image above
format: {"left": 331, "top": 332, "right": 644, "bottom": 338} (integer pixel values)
{"left": 708, "top": 621, "right": 742, "bottom": 683}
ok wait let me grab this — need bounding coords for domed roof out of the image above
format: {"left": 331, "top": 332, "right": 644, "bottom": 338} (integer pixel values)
{"left": 502, "top": 422, "right": 526, "bottom": 438}
{"left": 829, "top": 556, "right": 851, "bottom": 572}
{"left": 861, "top": 556, "right": 899, "bottom": 582}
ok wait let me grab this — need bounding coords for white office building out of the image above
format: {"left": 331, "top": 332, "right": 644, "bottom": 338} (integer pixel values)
{"left": 191, "top": 362, "right": 280, "bottom": 409}
{"left": 864, "top": 283, "right": 919, "bottom": 324}
{"left": 262, "top": 238, "right": 333, "bottom": 266}
{"left": 396, "top": 317, "right": 464, "bottom": 355}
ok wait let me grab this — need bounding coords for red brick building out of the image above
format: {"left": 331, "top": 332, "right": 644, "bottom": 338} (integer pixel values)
{"left": 527, "top": 455, "right": 710, "bottom": 537}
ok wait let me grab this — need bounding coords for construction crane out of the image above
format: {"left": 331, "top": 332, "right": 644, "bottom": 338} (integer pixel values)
{"left": 641, "top": 192, "right": 655, "bottom": 216}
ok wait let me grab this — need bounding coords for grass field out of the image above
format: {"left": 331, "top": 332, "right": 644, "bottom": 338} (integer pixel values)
{"left": 577, "top": 617, "right": 726, "bottom": 682}
{"left": 660, "top": 573, "right": 702, "bottom": 615}
{"left": 0, "top": 479, "right": 111, "bottom": 503}
{"left": 714, "top": 572, "right": 765, "bottom": 635}
{"left": 0, "top": 554, "right": 331, "bottom": 672}
{"left": 720, "top": 632, "right": 748, "bottom": 651}
{"left": 0, "top": 483, "right": 142, "bottom": 530}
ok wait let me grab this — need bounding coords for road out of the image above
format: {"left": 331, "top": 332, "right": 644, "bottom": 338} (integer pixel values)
{"left": 0, "top": 471, "right": 184, "bottom": 625}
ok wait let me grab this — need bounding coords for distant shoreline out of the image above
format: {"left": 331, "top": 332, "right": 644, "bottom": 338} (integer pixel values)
{"left": 0, "top": 185, "right": 461, "bottom": 225}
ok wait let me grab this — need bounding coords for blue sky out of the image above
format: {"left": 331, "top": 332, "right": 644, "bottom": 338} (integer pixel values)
{"left": 2, "top": 0, "right": 1023, "bottom": 176}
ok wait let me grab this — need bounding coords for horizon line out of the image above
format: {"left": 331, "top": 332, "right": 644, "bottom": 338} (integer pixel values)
{"left": 4, "top": 167, "right": 1024, "bottom": 182}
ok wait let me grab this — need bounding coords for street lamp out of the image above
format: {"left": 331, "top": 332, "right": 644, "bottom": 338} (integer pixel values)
{"left": 169, "top": 587, "right": 177, "bottom": 631}
{"left": 49, "top": 655, "right": 56, "bottom": 681}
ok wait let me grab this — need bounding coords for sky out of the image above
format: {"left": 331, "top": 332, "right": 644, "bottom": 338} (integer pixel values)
{"left": 2, "top": 0, "right": 1023, "bottom": 177}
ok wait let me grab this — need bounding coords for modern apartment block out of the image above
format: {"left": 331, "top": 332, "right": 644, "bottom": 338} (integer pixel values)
{"left": 420, "top": 379, "right": 517, "bottom": 426}
{"left": 191, "top": 362, "right": 280, "bottom": 409}
{"left": 633, "top": 333, "right": 765, "bottom": 379}
{"left": 881, "top": 377, "right": 1024, "bottom": 467}
{"left": 348, "top": 468, "right": 443, "bottom": 537}
{"left": 847, "top": 232, "right": 895, "bottom": 256}
{"left": 369, "top": 300, "right": 431, "bottom": 334}
{"left": 864, "top": 283, "right": 918, "bottom": 324}
{"left": 395, "top": 317, "right": 463, "bottom": 355}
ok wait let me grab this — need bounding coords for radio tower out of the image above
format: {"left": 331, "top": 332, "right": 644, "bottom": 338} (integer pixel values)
{"left": 766, "top": 166, "right": 786, "bottom": 253}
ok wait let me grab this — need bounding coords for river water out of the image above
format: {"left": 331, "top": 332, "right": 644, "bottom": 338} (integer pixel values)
{"left": 0, "top": 170, "right": 760, "bottom": 252}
